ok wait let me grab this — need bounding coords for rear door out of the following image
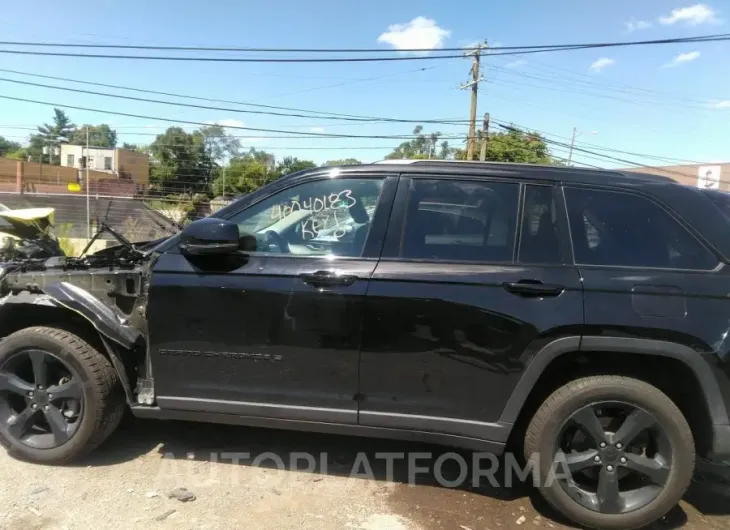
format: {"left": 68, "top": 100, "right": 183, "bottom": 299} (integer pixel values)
{"left": 358, "top": 175, "right": 583, "bottom": 441}
{"left": 563, "top": 184, "right": 730, "bottom": 353}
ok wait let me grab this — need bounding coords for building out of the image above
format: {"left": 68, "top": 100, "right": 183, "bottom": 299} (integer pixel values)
{"left": 59, "top": 145, "right": 150, "bottom": 188}
{"left": 623, "top": 162, "right": 730, "bottom": 191}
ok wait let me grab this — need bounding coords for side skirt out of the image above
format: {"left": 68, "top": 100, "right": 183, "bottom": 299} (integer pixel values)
{"left": 131, "top": 406, "right": 507, "bottom": 454}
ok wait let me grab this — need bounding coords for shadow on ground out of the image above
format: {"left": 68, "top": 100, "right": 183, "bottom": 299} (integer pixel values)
{"left": 75, "top": 415, "right": 730, "bottom": 529}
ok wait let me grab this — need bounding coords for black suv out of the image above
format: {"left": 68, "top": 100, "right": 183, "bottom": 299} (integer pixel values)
{"left": 1, "top": 160, "right": 730, "bottom": 529}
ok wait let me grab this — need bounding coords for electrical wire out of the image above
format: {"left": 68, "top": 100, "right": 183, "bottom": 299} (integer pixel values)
{"left": 0, "top": 77, "right": 471, "bottom": 125}
{"left": 0, "top": 33, "right": 727, "bottom": 53}
{"left": 0, "top": 67, "right": 466, "bottom": 124}
{"left": 0, "top": 35, "right": 728, "bottom": 62}
{"left": 0, "top": 93, "right": 470, "bottom": 140}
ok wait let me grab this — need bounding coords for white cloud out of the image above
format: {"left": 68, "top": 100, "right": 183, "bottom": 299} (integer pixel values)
{"left": 625, "top": 18, "right": 653, "bottom": 31}
{"left": 590, "top": 58, "right": 616, "bottom": 72}
{"left": 208, "top": 119, "right": 244, "bottom": 128}
{"left": 659, "top": 4, "right": 719, "bottom": 25}
{"left": 662, "top": 51, "right": 701, "bottom": 67}
{"left": 309, "top": 127, "right": 325, "bottom": 133}
{"left": 377, "top": 17, "right": 450, "bottom": 51}
{"left": 713, "top": 100, "right": 730, "bottom": 108}
{"left": 505, "top": 59, "right": 527, "bottom": 69}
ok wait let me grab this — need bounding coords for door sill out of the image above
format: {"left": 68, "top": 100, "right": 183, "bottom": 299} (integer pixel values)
{"left": 131, "top": 406, "right": 506, "bottom": 454}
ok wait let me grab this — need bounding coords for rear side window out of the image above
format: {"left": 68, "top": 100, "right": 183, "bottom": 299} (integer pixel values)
{"left": 400, "top": 179, "right": 519, "bottom": 263}
{"left": 518, "top": 185, "right": 562, "bottom": 264}
{"left": 564, "top": 187, "right": 718, "bottom": 270}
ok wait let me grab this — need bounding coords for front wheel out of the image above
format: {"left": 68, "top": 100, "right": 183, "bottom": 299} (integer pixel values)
{"left": 524, "top": 375, "right": 695, "bottom": 530}
{"left": 0, "top": 326, "right": 125, "bottom": 464}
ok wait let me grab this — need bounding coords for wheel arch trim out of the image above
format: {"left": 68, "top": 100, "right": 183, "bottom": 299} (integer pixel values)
{"left": 498, "top": 335, "right": 729, "bottom": 427}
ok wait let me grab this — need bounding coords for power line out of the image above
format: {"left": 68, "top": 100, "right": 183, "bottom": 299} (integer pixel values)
{"left": 0, "top": 67, "right": 465, "bottom": 124}
{"left": 485, "top": 63, "right": 714, "bottom": 109}
{"left": 0, "top": 76, "right": 471, "bottom": 125}
{"left": 524, "top": 57, "right": 728, "bottom": 105}
{"left": 0, "top": 33, "right": 728, "bottom": 52}
{"left": 0, "top": 35, "right": 727, "bottom": 62}
{"left": 494, "top": 121, "right": 696, "bottom": 178}
{"left": 0, "top": 93, "right": 478, "bottom": 140}
{"left": 486, "top": 115, "right": 705, "bottom": 166}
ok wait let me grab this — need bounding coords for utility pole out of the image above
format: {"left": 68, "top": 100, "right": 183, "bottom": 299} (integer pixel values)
{"left": 460, "top": 43, "right": 486, "bottom": 160}
{"left": 479, "top": 113, "right": 490, "bottom": 161}
{"left": 568, "top": 127, "right": 577, "bottom": 165}
{"left": 86, "top": 127, "right": 91, "bottom": 239}
{"left": 222, "top": 167, "right": 226, "bottom": 199}
{"left": 567, "top": 127, "right": 598, "bottom": 166}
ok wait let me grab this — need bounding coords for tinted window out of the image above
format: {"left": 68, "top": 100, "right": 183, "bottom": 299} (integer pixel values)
{"left": 705, "top": 189, "right": 730, "bottom": 224}
{"left": 519, "top": 185, "right": 562, "bottom": 264}
{"left": 564, "top": 187, "right": 718, "bottom": 270}
{"left": 401, "top": 179, "right": 519, "bottom": 262}
{"left": 228, "top": 178, "right": 384, "bottom": 257}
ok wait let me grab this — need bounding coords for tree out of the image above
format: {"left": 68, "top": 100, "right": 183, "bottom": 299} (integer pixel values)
{"left": 386, "top": 126, "right": 453, "bottom": 160}
{"left": 324, "top": 158, "right": 361, "bottom": 166}
{"left": 37, "top": 108, "right": 76, "bottom": 142}
{"left": 32, "top": 109, "right": 76, "bottom": 164}
{"left": 0, "top": 136, "right": 21, "bottom": 157}
{"left": 212, "top": 158, "right": 269, "bottom": 197}
{"left": 199, "top": 125, "right": 241, "bottom": 163}
{"left": 273, "top": 156, "right": 317, "bottom": 178}
{"left": 69, "top": 124, "right": 117, "bottom": 148}
{"left": 5, "top": 148, "right": 28, "bottom": 161}
{"left": 210, "top": 148, "right": 276, "bottom": 197}
{"left": 454, "top": 128, "right": 553, "bottom": 164}
{"left": 148, "top": 127, "right": 212, "bottom": 192}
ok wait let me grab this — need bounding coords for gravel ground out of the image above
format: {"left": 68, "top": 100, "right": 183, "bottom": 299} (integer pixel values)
{"left": 1, "top": 416, "right": 729, "bottom": 530}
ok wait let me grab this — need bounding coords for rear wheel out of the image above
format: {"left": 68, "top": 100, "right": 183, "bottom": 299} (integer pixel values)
{"left": 524, "top": 376, "right": 695, "bottom": 530}
{"left": 0, "top": 326, "right": 125, "bottom": 464}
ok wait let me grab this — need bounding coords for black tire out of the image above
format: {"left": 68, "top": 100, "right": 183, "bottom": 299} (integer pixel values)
{"left": 0, "top": 326, "right": 125, "bottom": 464}
{"left": 524, "top": 376, "right": 695, "bottom": 530}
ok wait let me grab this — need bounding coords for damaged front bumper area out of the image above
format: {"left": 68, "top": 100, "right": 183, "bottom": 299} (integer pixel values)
{"left": 0, "top": 256, "right": 154, "bottom": 406}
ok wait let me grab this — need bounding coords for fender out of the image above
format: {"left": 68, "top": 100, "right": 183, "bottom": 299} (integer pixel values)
{"left": 42, "top": 282, "right": 141, "bottom": 349}
{"left": 0, "top": 283, "right": 141, "bottom": 405}
{"left": 498, "top": 335, "right": 729, "bottom": 427}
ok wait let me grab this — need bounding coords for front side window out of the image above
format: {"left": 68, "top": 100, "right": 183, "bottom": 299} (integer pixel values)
{"left": 564, "top": 186, "right": 718, "bottom": 270}
{"left": 228, "top": 177, "right": 384, "bottom": 257}
{"left": 66, "top": 154, "right": 75, "bottom": 167}
{"left": 400, "top": 179, "right": 519, "bottom": 263}
{"left": 104, "top": 157, "right": 113, "bottom": 170}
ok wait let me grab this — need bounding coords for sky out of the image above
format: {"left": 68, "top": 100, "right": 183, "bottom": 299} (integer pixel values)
{"left": 0, "top": 0, "right": 728, "bottom": 168}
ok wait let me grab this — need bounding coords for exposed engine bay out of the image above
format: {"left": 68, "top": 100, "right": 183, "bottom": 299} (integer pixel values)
{"left": 0, "top": 220, "right": 159, "bottom": 317}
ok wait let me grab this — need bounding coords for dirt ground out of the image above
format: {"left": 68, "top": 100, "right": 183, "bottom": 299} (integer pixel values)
{"left": 1, "top": 416, "right": 729, "bottom": 530}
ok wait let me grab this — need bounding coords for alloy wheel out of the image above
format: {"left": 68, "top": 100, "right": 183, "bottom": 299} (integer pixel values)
{"left": 554, "top": 401, "right": 673, "bottom": 514}
{"left": 0, "top": 349, "right": 84, "bottom": 449}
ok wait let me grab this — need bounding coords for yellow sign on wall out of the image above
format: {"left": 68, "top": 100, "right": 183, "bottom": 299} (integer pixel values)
{"left": 67, "top": 183, "right": 81, "bottom": 192}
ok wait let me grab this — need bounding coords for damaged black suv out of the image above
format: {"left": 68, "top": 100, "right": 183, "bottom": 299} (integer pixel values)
{"left": 1, "top": 160, "right": 730, "bottom": 530}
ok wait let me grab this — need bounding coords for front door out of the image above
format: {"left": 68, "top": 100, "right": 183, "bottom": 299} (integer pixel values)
{"left": 359, "top": 177, "right": 583, "bottom": 442}
{"left": 148, "top": 175, "right": 396, "bottom": 424}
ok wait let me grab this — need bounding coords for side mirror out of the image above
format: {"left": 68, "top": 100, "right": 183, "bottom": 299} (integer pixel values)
{"left": 180, "top": 218, "right": 239, "bottom": 256}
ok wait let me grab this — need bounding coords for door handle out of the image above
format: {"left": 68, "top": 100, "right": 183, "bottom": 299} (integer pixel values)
{"left": 503, "top": 280, "right": 564, "bottom": 297}
{"left": 300, "top": 270, "right": 357, "bottom": 287}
